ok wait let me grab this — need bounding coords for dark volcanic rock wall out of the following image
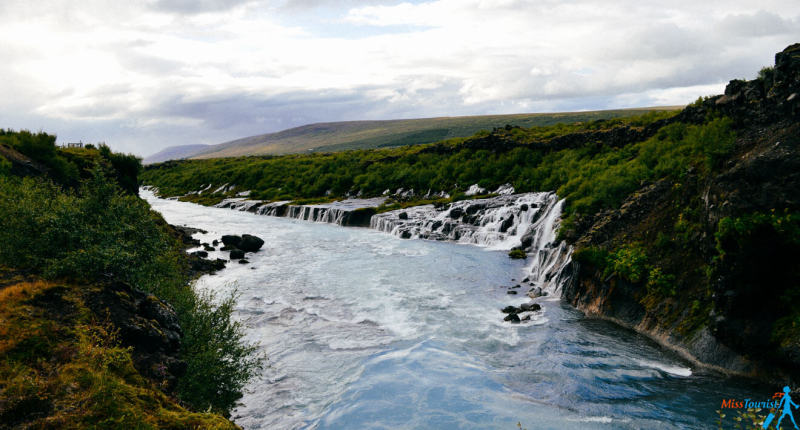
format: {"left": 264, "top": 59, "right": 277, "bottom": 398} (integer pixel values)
{"left": 561, "top": 43, "right": 800, "bottom": 383}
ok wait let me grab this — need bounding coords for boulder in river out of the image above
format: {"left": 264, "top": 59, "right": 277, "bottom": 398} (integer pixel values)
{"left": 238, "top": 259, "right": 249, "bottom": 264}
{"left": 230, "top": 249, "right": 245, "bottom": 260}
{"left": 528, "top": 287, "right": 543, "bottom": 298}
{"left": 239, "top": 234, "right": 265, "bottom": 252}
{"left": 503, "top": 313, "right": 521, "bottom": 323}
{"left": 501, "top": 306, "right": 520, "bottom": 314}
{"left": 190, "top": 250, "right": 208, "bottom": 258}
{"left": 520, "top": 302, "right": 541, "bottom": 312}
{"left": 221, "top": 235, "right": 242, "bottom": 247}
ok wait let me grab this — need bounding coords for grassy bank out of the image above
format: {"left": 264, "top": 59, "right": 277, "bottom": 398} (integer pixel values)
{"left": 0, "top": 134, "right": 264, "bottom": 427}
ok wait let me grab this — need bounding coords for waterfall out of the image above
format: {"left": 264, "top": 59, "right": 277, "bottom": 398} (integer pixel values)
{"left": 370, "top": 192, "right": 573, "bottom": 294}
{"left": 210, "top": 191, "right": 573, "bottom": 294}
{"left": 213, "top": 197, "right": 385, "bottom": 227}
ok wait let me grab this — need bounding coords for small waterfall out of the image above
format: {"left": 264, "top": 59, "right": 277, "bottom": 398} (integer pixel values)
{"left": 214, "top": 197, "right": 385, "bottom": 227}
{"left": 371, "top": 192, "right": 573, "bottom": 294}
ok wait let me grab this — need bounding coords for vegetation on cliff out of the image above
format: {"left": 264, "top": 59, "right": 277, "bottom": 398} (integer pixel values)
{"left": 0, "top": 139, "right": 263, "bottom": 427}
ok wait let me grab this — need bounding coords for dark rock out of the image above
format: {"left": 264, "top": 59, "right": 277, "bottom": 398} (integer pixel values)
{"left": 400, "top": 230, "right": 412, "bottom": 239}
{"left": 504, "top": 313, "right": 521, "bottom": 323}
{"left": 521, "top": 315, "right": 531, "bottom": 321}
{"left": 520, "top": 303, "right": 541, "bottom": 312}
{"left": 239, "top": 234, "right": 265, "bottom": 252}
{"left": 204, "top": 246, "right": 215, "bottom": 251}
{"left": 238, "top": 259, "right": 249, "bottom": 264}
{"left": 82, "top": 280, "right": 186, "bottom": 394}
{"left": 449, "top": 207, "right": 464, "bottom": 219}
{"left": 221, "top": 235, "right": 242, "bottom": 247}
{"left": 520, "top": 204, "right": 529, "bottom": 211}
{"left": 398, "top": 212, "right": 409, "bottom": 220}
{"left": 501, "top": 306, "right": 520, "bottom": 314}
{"left": 190, "top": 250, "right": 208, "bottom": 258}
{"left": 507, "top": 290, "right": 518, "bottom": 295}
{"left": 170, "top": 224, "right": 202, "bottom": 247}
{"left": 220, "top": 245, "right": 237, "bottom": 251}
{"left": 230, "top": 249, "right": 245, "bottom": 260}
{"left": 187, "top": 257, "right": 226, "bottom": 278}
{"left": 212, "top": 239, "right": 219, "bottom": 245}
{"left": 499, "top": 214, "right": 515, "bottom": 233}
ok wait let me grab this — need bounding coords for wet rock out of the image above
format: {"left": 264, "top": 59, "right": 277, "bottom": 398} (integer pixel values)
{"left": 520, "top": 302, "right": 541, "bottom": 312}
{"left": 520, "top": 204, "right": 529, "bottom": 211}
{"left": 190, "top": 250, "right": 208, "bottom": 258}
{"left": 449, "top": 207, "right": 464, "bottom": 219}
{"left": 204, "top": 246, "right": 215, "bottom": 251}
{"left": 504, "top": 313, "right": 521, "bottom": 323}
{"left": 230, "top": 249, "right": 245, "bottom": 260}
{"left": 398, "top": 212, "right": 409, "bottom": 220}
{"left": 239, "top": 234, "right": 265, "bottom": 252}
{"left": 212, "top": 239, "right": 219, "bottom": 246}
{"left": 521, "top": 315, "right": 531, "bottom": 321}
{"left": 507, "top": 290, "right": 518, "bottom": 295}
{"left": 528, "top": 287, "right": 543, "bottom": 298}
{"left": 221, "top": 235, "right": 242, "bottom": 247}
{"left": 499, "top": 214, "right": 515, "bottom": 233}
{"left": 501, "top": 306, "right": 520, "bottom": 314}
{"left": 238, "top": 259, "right": 249, "bottom": 264}
{"left": 400, "top": 230, "right": 413, "bottom": 239}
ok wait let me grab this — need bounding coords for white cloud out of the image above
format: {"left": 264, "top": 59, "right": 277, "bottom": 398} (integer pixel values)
{"left": 0, "top": 0, "right": 798, "bottom": 156}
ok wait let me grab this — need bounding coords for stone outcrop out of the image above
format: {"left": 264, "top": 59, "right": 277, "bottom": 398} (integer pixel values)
{"left": 561, "top": 43, "right": 800, "bottom": 384}
{"left": 83, "top": 279, "right": 187, "bottom": 394}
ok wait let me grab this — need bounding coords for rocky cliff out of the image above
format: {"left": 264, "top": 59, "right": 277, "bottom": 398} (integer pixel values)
{"left": 562, "top": 43, "right": 800, "bottom": 383}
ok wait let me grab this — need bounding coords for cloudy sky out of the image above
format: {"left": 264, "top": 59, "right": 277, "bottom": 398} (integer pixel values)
{"left": 1, "top": 0, "right": 798, "bottom": 156}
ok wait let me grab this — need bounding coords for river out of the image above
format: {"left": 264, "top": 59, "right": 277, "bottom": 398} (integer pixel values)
{"left": 143, "top": 190, "right": 766, "bottom": 429}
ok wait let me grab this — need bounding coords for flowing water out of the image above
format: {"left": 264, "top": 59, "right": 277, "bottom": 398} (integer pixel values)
{"left": 143, "top": 190, "right": 767, "bottom": 429}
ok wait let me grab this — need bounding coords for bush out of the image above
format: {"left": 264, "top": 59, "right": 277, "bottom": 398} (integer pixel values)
{"left": 0, "top": 168, "right": 264, "bottom": 414}
{"left": 604, "top": 245, "right": 648, "bottom": 283}
{"left": 646, "top": 266, "right": 676, "bottom": 296}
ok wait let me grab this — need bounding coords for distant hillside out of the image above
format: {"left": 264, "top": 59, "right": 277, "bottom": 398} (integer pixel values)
{"left": 149, "top": 107, "right": 682, "bottom": 162}
{"left": 143, "top": 144, "right": 210, "bottom": 164}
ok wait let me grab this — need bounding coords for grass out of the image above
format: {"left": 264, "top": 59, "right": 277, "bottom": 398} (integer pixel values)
{"left": 0, "top": 276, "right": 238, "bottom": 429}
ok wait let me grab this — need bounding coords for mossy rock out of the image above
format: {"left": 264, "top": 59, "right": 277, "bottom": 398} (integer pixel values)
{"left": 508, "top": 249, "right": 527, "bottom": 259}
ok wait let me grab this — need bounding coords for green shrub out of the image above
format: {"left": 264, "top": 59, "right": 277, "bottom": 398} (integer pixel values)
{"left": 0, "top": 168, "right": 264, "bottom": 415}
{"left": 646, "top": 267, "right": 676, "bottom": 296}
{"left": 508, "top": 249, "right": 527, "bottom": 259}
{"left": 604, "top": 245, "right": 648, "bottom": 283}
{"left": 571, "top": 246, "right": 609, "bottom": 270}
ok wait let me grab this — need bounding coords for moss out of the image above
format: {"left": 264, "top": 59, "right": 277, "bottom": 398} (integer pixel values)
{"left": 508, "top": 249, "right": 527, "bottom": 259}
{"left": 0, "top": 274, "right": 239, "bottom": 429}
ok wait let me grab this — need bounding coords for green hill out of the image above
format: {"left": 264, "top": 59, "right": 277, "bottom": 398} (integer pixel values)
{"left": 145, "top": 107, "right": 682, "bottom": 163}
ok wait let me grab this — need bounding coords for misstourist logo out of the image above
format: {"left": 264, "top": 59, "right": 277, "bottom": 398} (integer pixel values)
{"left": 721, "top": 386, "right": 799, "bottom": 429}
